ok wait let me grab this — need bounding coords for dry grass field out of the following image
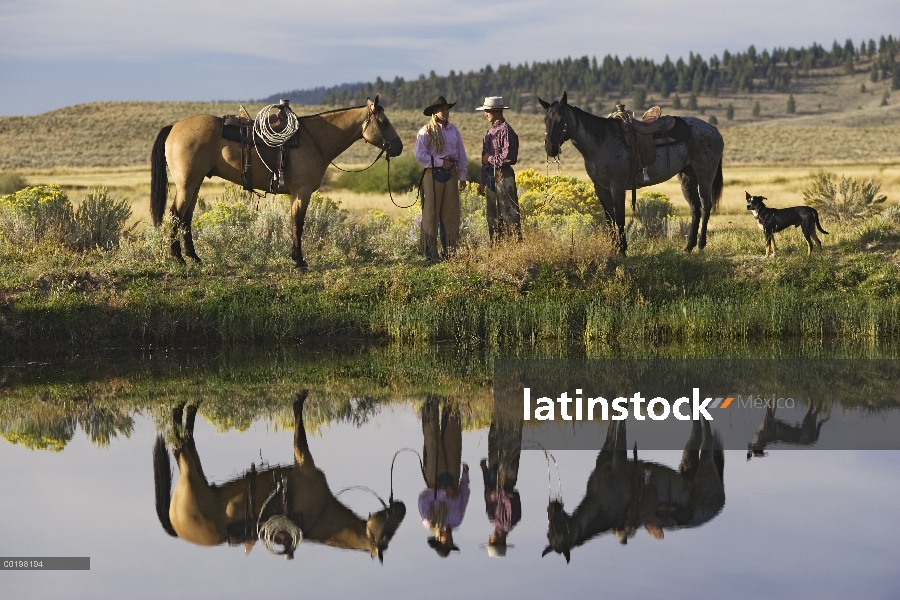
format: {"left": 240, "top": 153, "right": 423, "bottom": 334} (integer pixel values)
{"left": 2, "top": 63, "right": 899, "bottom": 231}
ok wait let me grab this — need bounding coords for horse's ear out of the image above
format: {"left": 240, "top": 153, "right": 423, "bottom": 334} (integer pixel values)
{"left": 373, "top": 95, "right": 380, "bottom": 107}
{"left": 542, "top": 545, "right": 553, "bottom": 557}
{"left": 561, "top": 91, "right": 568, "bottom": 105}
{"left": 538, "top": 98, "right": 551, "bottom": 111}
{"left": 377, "top": 548, "right": 384, "bottom": 564}
{"left": 564, "top": 549, "right": 571, "bottom": 564}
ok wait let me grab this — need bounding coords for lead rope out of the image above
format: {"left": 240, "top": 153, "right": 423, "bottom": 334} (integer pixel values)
{"left": 524, "top": 441, "right": 563, "bottom": 503}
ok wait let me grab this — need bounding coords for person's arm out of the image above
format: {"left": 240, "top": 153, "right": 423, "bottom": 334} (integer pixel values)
{"left": 452, "top": 125, "right": 468, "bottom": 186}
{"left": 457, "top": 468, "right": 471, "bottom": 519}
{"left": 418, "top": 489, "right": 433, "bottom": 524}
{"left": 414, "top": 130, "right": 435, "bottom": 169}
{"left": 489, "top": 127, "right": 507, "bottom": 169}
{"left": 506, "top": 126, "right": 519, "bottom": 166}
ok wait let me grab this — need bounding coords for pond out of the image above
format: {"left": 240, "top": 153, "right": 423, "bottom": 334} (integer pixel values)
{"left": 1, "top": 345, "right": 899, "bottom": 599}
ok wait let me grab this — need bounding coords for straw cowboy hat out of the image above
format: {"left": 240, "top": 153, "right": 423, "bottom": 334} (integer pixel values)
{"left": 423, "top": 95, "right": 457, "bottom": 116}
{"left": 475, "top": 96, "right": 510, "bottom": 111}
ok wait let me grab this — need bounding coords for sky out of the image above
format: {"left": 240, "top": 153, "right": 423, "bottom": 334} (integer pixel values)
{"left": 0, "top": 0, "right": 897, "bottom": 115}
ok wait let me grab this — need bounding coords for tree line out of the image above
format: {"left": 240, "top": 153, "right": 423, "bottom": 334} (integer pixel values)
{"left": 263, "top": 34, "right": 900, "bottom": 113}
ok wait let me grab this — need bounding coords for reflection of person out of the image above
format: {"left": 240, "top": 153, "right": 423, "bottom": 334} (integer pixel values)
{"left": 414, "top": 95, "right": 468, "bottom": 261}
{"left": 480, "top": 413, "right": 523, "bottom": 557}
{"left": 418, "top": 395, "right": 470, "bottom": 557}
{"left": 475, "top": 96, "right": 522, "bottom": 243}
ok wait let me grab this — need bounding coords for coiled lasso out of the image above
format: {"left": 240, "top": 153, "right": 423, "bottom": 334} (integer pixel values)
{"left": 254, "top": 104, "right": 299, "bottom": 147}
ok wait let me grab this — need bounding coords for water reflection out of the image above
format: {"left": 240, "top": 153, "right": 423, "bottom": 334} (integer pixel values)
{"left": 153, "top": 392, "right": 406, "bottom": 561}
{"left": 747, "top": 404, "right": 829, "bottom": 459}
{"left": 479, "top": 404, "right": 523, "bottom": 557}
{"left": 418, "top": 396, "right": 469, "bottom": 557}
{"left": 544, "top": 420, "right": 726, "bottom": 563}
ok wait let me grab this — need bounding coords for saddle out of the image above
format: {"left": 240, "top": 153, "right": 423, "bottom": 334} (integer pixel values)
{"left": 221, "top": 100, "right": 300, "bottom": 194}
{"left": 608, "top": 104, "right": 693, "bottom": 208}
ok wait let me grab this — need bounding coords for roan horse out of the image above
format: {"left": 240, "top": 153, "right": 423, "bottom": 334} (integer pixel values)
{"left": 543, "top": 419, "right": 725, "bottom": 562}
{"left": 153, "top": 392, "right": 406, "bottom": 561}
{"left": 539, "top": 92, "right": 724, "bottom": 254}
{"left": 150, "top": 97, "right": 403, "bottom": 269}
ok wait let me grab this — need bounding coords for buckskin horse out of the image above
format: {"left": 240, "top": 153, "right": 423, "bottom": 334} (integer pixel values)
{"left": 150, "top": 97, "right": 403, "bottom": 269}
{"left": 539, "top": 93, "right": 723, "bottom": 254}
{"left": 153, "top": 392, "right": 406, "bottom": 561}
{"left": 543, "top": 419, "right": 725, "bottom": 562}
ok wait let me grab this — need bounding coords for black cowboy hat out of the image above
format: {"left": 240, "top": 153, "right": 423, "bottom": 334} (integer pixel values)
{"left": 423, "top": 95, "right": 456, "bottom": 116}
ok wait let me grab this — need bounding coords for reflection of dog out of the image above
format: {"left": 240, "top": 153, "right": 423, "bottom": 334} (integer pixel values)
{"left": 746, "top": 192, "right": 829, "bottom": 256}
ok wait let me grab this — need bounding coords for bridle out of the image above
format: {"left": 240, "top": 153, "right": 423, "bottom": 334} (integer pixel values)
{"left": 361, "top": 105, "right": 392, "bottom": 154}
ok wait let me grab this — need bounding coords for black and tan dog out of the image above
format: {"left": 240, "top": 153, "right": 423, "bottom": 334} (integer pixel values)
{"left": 746, "top": 192, "right": 829, "bottom": 256}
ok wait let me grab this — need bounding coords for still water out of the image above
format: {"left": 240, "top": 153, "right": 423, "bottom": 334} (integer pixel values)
{"left": 1, "top": 347, "right": 899, "bottom": 599}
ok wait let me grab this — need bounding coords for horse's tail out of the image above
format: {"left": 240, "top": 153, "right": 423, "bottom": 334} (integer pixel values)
{"left": 150, "top": 125, "right": 173, "bottom": 226}
{"left": 153, "top": 434, "right": 178, "bottom": 537}
{"left": 711, "top": 159, "right": 723, "bottom": 212}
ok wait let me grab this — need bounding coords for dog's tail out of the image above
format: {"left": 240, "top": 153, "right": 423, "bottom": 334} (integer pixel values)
{"left": 814, "top": 211, "right": 829, "bottom": 235}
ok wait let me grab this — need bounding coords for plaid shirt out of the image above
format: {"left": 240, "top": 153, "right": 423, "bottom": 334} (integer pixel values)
{"left": 481, "top": 119, "right": 519, "bottom": 185}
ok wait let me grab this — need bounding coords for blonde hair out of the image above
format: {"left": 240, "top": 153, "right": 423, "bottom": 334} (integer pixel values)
{"left": 424, "top": 114, "right": 446, "bottom": 154}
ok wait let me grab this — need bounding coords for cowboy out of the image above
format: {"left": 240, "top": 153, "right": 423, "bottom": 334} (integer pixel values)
{"left": 476, "top": 96, "right": 522, "bottom": 242}
{"left": 414, "top": 95, "right": 468, "bottom": 261}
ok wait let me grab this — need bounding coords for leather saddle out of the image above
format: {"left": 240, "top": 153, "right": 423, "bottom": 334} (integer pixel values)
{"left": 220, "top": 101, "right": 300, "bottom": 194}
{"left": 609, "top": 104, "right": 693, "bottom": 208}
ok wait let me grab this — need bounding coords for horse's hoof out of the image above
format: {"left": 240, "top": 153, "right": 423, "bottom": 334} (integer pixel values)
{"left": 294, "top": 260, "right": 308, "bottom": 273}
{"left": 172, "top": 254, "right": 186, "bottom": 265}
{"left": 186, "top": 254, "right": 202, "bottom": 263}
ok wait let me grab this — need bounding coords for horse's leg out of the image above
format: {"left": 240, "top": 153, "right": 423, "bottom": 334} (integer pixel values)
{"left": 604, "top": 183, "right": 628, "bottom": 255}
{"left": 678, "top": 165, "right": 702, "bottom": 252}
{"left": 678, "top": 419, "right": 703, "bottom": 478}
{"left": 170, "top": 177, "right": 203, "bottom": 263}
{"left": 692, "top": 162, "right": 720, "bottom": 251}
{"left": 290, "top": 194, "right": 312, "bottom": 271}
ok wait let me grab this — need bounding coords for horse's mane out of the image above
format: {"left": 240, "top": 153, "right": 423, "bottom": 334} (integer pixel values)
{"left": 300, "top": 104, "right": 370, "bottom": 119}
{"left": 568, "top": 105, "right": 619, "bottom": 142}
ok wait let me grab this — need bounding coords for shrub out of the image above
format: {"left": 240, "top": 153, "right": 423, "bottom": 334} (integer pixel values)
{"left": 330, "top": 155, "right": 422, "bottom": 194}
{"left": 0, "top": 184, "right": 73, "bottom": 245}
{"left": 0, "top": 172, "right": 28, "bottom": 195}
{"left": 516, "top": 169, "right": 605, "bottom": 236}
{"left": 803, "top": 172, "right": 887, "bottom": 223}
{"left": 73, "top": 187, "right": 137, "bottom": 250}
{"left": 632, "top": 192, "right": 675, "bottom": 238}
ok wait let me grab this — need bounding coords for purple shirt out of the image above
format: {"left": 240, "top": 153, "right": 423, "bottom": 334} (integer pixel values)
{"left": 480, "top": 119, "right": 519, "bottom": 185}
{"left": 414, "top": 121, "right": 468, "bottom": 182}
{"left": 485, "top": 489, "right": 521, "bottom": 534}
{"left": 418, "top": 471, "right": 470, "bottom": 532}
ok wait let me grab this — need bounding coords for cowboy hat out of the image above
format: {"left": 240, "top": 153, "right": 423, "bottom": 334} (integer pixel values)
{"left": 423, "top": 95, "right": 456, "bottom": 116}
{"left": 475, "top": 96, "right": 510, "bottom": 111}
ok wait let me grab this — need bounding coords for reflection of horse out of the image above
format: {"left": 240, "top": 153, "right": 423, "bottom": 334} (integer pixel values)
{"left": 539, "top": 93, "right": 723, "bottom": 254}
{"left": 153, "top": 392, "right": 406, "bottom": 561}
{"left": 747, "top": 404, "right": 829, "bottom": 459}
{"left": 543, "top": 419, "right": 724, "bottom": 563}
{"left": 150, "top": 97, "right": 403, "bottom": 269}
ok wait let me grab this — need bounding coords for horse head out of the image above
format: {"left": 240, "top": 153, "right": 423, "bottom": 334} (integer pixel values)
{"left": 365, "top": 500, "right": 407, "bottom": 563}
{"left": 364, "top": 96, "right": 403, "bottom": 158}
{"left": 538, "top": 91, "right": 570, "bottom": 157}
{"left": 542, "top": 499, "right": 572, "bottom": 563}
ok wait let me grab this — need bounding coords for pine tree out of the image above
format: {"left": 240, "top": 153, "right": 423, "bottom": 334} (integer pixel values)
{"left": 708, "top": 115, "right": 719, "bottom": 125}
{"left": 752, "top": 101, "right": 761, "bottom": 117}
{"left": 726, "top": 104, "right": 735, "bottom": 120}
{"left": 787, "top": 94, "right": 796, "bottom": 114}
{"left": 672, "top": 94, "right": 682, "bottom": 109}
{"left": 687, "top": 93, "right": 698, "bottom": 110}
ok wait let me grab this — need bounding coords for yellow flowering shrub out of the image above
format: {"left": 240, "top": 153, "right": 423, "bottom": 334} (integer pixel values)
{"left": 515, "top": 169, "right": 606, "bottom": 235}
